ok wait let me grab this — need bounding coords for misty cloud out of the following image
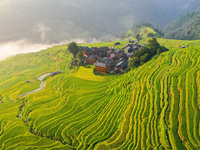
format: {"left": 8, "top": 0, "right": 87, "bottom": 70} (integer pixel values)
{"left": 0, "top": 0, "right": 195, "bottom": 44}
{"left": 36, "top": 23, "right": 51, "bottom": 41}
{"left": 0, "top": 40, "right": 53, "bottom": 61}
{"left": 0, "top": 37, "right": 103, "bottom": 61}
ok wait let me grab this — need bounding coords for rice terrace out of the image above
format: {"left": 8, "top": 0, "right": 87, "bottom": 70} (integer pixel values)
{"left": 0, "top": 37, "right": 199, "bottom": 149}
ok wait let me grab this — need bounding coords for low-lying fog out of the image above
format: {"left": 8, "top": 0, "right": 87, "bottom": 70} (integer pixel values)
{"left": 0, "top": 40, "right": 53, "bottom": 61}
{"left": 0, "top": 38, "right": 101, "bottom": 61}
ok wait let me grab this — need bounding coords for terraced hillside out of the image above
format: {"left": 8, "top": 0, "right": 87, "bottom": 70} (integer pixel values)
{"left": 0, "top": 39, "right": 200, "bottom": 149}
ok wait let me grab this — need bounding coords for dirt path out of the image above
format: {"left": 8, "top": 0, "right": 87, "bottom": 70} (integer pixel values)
{"left": 19, "top": 73, "right": 51, "bottom": 97}
{"left": 38, "top": 73, "right": 52, "bottom": 81}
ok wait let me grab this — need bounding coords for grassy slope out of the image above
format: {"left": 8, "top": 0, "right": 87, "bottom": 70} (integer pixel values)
{"left": 0, "top": 38, "right": 200, "bottom": 149}
{"left": 120, "top": 26, "right": 161, "bottom": 42}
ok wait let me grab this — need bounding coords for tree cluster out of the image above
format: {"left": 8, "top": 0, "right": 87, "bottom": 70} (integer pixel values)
{"left": 128, "top": 38, "right": 168, "bottom": 69}
{"left": 118, "top": 22, "right": 164, "bottom": 39}
{"left": 68, "top": 42, "right": 84, "bottom": 60}
{"left": 135, "top": 34, "right": 142, "bottom": 41}
{"left": 132, "top": 22, "right": 164, "bottom": 37}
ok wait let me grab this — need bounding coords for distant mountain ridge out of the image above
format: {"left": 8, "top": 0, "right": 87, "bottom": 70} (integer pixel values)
{"left": 188, "top": 0, "right": 200, "bottom": 11}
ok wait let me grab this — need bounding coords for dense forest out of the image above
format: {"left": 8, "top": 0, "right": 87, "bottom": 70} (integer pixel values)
{"left": 164, "top": 11, "right": 200, "bottom": 40}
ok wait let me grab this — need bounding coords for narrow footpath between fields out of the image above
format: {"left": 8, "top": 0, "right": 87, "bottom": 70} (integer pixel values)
{"left": 19, "top": 73, "right": 51, "bottom": 97}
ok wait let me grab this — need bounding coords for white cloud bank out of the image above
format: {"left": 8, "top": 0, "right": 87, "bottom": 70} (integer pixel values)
{"left": 0, "top": 38, "right": 101, "bottom": 61}
{"left": 0, "top": 39, "right": 53, "bottom": 61}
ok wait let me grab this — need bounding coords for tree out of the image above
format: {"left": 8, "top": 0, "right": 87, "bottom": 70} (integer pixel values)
{"left": 140, "top": 53, "right": 150, "bottom": 63}
{"left": 77, "top": 51, "right": 85, "bottom": 60}
{"left": 157, "top": 48, "right": 161, "bottom": 55}
{"left": 128, "top": 57, "right": 140, "bottom": 69}
{"left": 68, "top": 42, "right": 80, "bottom": 57}
{"left": 147, "top": 33, "right": 156, "bottom": 38}
{"left": 134, "top": 47, "right": 150, "bottom": 58}
{"left": 135, "top": 34, "right": 141, "bottom": 41}
{"left": 148, "top": 37, "right": 160, "bottom": 55}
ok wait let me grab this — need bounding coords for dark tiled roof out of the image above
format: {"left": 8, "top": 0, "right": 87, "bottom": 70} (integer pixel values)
{"left": 94, "top": 61, "right": 110, "bottom": 68}
{"left": 116, "top": 49, "right": 123, "bottom": 53}
{"left": 126, "top": 46, "right": 134, "bottom": 52}
{"left": 127, "top": 52, "right": 134, "bottom": 57}
{"left": 93, "top": 47, "right": 110, "bottom": 52}
{"left": 116, "top": 61, "right": 128, "bottom": 69}
{"left": 102, "top": 57, "right": 112, "bottom": 62}
{"left": 86, "top": 55, "right": 98, "bottom": 60}
{"left": 115, "top": 42, "right": 121, "bottom": 45}
{"left": 110, "top": 53, "right": 116, "bottom": 58}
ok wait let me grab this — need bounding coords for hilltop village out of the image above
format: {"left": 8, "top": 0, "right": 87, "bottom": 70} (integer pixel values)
{"left": 81, "top": 41, "right": 145, "bottom": 74}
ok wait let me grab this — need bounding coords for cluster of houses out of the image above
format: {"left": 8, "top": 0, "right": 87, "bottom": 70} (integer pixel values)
{"left": 82, "top": 42, "right": 144, "bottom": 74}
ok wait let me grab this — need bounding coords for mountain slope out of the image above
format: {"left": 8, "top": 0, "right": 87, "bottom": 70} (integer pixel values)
{"left": 0, "top": 38, "right": 200, "bottom": 149}
{"left": 164, "top": 11, "right": 200, "bottom": 40}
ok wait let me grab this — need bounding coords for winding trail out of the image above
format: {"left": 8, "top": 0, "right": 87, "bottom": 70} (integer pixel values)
{"left": 19, "top": 73, "right": 51, "bottom": 97}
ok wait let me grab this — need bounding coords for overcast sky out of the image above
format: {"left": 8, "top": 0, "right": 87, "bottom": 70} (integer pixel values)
{"left": 0, "top": 0, "right": 196, "bottom": 60}
{"left": 0, "top": 0, "right": 194, "bottom": 43}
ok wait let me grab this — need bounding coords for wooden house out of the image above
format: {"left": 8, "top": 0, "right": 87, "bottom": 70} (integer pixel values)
{"left": 82, "top": 47, "right": 92, "bottom": 57}
{"left": 83, "top": 46, "right": 109, "bottom": 58}
{"left": 125, "top": 46, "right": 134, "bottom": 53}
{"left": 116, "top": 49, "right": 124, "bottom": 58}
{"left": 94, "top": 61, "right": 111, "bottom": 74}
{"left": 85, "top": 55, "right": 98, "bottom": 64}
{"left": 110, "top": 53, "right": 116, "bottom": 60}
{"left": 127, "top": 52, "right": 134, "bottom": 58}
{"left": 107, "top": 48, "right": 115, "bottom": 55}
{"left": 92, "top": 47, "right": 110, "bottom": 55}
{"left": 94, "top": 57, "right": 111, "bottom": 74}
{"left": 116, "top": 61, "right": 128, "bottom": 70}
